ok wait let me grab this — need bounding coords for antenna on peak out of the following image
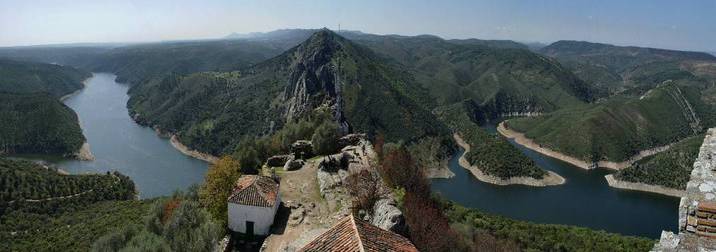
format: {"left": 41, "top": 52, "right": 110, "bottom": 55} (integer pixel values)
{"left": 338, "top": 23, "right": 341, "bottom": 33}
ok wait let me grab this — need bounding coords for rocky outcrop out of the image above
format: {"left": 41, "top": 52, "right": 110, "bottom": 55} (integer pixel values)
{"left": 338, "top": 133, "right": 366, "bottom": 148}
{"left": 283, "top": 31, "right": 339, "bottom": 122}
{"left": 318, "top": 152, "right": 352, "bottom": 172}
{"left": 316, "top": 156, "right": 351, "bottom": 199}
{"left": 284, "top": 158, "right": 306, "bottom": 171}
{"left": 281, "top": 30, "right": 349, "bottom": 135}
{"left": 371, "top": 198, "right": 406, "bottom": 234}
{"left": 290, "top": 140, "right": 314, "bottom": 159}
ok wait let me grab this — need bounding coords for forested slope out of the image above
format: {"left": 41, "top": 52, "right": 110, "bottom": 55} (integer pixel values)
{"left": 128, "top": 30, "right": 449, "bottom": 156}
{"left": 507, "top": 82, "right": 715, "bottom": 163}
{"left": 0, "top": 158, "right": 149, "bottom": 251}
{"left": 0, "top": 93, "right": 86, "bottom": 156}
{"left": 347, "top": 33, "right": 595, "bottom": 123}
{"left": 615, "top": 134, "right": 704, "bottom": 189}
{"left": 541, "top": 40, "right": 716, "bottom": 95}
{"left": 0, "top": 58, "right": 89, "bottom": 97}
{"left": 0, "top": 59, "right": 89, "bottom": 157}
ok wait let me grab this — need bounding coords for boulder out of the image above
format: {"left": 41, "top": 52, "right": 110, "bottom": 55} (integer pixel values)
{"left": 284, "top": 158, "right": 306, "bottom": 171}
{"left": 318, "top": 152, "right": 353, "bottom": 172}
{"left": 338, "top": 133, "right": 366, "bottom": 148}
{"left": 291, "top": 140, "right": 314, "bottom": 159}
{"left": 267, "top": 155, "right": 292, "bottom": 167}
{"left": 371, "top": 198, "right": 406, "bottom": 234}
{"left": 317, "top": 168, "right": 340, "bottom": 198}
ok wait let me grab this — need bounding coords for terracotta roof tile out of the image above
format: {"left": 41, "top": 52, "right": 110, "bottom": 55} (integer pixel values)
{"left": 699, "top": 202, "right": 716, "bottom": 213}
{"left": 299, "top": 215, "right": 418, "bottom": 252}
{"left": 227, "top": 175, "right": 279, "bottom": 207}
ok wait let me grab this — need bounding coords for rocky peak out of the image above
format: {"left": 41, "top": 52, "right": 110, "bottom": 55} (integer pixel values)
{"left": 283, "top": 29, "right": 350, "bottom": 132}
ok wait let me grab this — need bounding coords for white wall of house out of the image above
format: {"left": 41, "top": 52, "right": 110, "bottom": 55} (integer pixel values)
{"left": 227, "top": 195, "right": 280, "bottom": 236}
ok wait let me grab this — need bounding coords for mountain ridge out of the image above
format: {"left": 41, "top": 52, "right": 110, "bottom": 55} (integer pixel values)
{"left": 128, "top": 30, "right": 449, "bottom": 155}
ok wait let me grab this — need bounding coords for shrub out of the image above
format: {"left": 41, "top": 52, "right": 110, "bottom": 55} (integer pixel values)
{"left": 345, "top": 169, "right": 383, "bottom": 216}
{"left": 311, "top": 121, "right": 340, "bottom": 155}
{"left": 93, "top": 194, "right": 221, "bottom": 252}
{"left": 377, "top": 145, "right": 463, "bottom": 251}
{"left": 233, "top": 139, "right": 261, "bottom": 174}
{"left": 199, "top": 156, "right": 242, "bottom": 226}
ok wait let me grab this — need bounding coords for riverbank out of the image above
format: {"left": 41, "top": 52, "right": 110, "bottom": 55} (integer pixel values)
{"left": 130, "top": 112, "right": 219, "bottom": 164}
{"left": 425, "top": 163, "right": 455, "bottom": 179}
{"left": 169, "top": 135, "right": 219, "bottom": 164}
{"left": 73, "top": 142, "right": 95, "bottom": 161}
{"left": 453, "top": 133, "right": 565, "bottom": 186}
{"left": 605, "top": 175, "right": 685, "bottom": 198}
{"left": 60, "top": 76, "right": 91, "bottom": 101}
{"left": 497, "top": 122, "right": 672, "bottom": 170}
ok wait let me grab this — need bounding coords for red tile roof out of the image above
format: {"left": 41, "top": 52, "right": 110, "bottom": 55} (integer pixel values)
{"left": 299, "top": 215, "right": 418, "bottom": 252}
{"left": 227, "top": 175, "right": 279, "bottom": 207}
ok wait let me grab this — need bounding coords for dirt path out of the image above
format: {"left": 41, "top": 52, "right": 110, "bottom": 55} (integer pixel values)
{"left": 262, "top": 158, "right": 347, "bottom": 251}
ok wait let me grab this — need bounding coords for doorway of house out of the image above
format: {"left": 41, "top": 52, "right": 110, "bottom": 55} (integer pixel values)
{"left": 246, "top": 221, "right": 255, "bottom": 237}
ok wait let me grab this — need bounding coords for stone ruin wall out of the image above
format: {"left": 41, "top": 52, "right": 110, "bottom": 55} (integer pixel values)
{"left": 654, "top": 128, "right": 716, "bottom": 251}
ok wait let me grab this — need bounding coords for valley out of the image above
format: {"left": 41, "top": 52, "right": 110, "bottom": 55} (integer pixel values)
{"left": 2, "top": 28, "right": 715, "bottom": 251}
{"left": 52, "top": 73, "right": 209, "bottom": 198}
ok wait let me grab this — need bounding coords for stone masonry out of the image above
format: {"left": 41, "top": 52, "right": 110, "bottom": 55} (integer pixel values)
{"left": 653, "top": 128, "right": 716, "bottom": 251}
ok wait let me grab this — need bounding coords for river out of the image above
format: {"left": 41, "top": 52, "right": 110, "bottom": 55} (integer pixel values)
{"left": 54, "top": 73, "right": 208, "bottom": 198}
{"left": 431, "top": 122, "right": 679, "bottom": 239}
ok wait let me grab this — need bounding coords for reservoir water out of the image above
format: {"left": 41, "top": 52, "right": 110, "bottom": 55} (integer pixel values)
{"left": 431, "top": 123, "right": 680, "bottom": 239}
{"left": 55, "top": 73, "right": 208, "bottom": 198}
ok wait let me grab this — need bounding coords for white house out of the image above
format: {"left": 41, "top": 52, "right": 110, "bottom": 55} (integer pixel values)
{"left": 227, "top": 175, "right": 280, "bottom": 236}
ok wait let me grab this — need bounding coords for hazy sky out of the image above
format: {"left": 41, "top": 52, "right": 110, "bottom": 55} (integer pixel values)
{"left": 1, "top": 0, "right": 714, "bottom": 51}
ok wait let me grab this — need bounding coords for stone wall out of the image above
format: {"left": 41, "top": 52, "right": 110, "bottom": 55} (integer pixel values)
{"left": 653, "top": 128, "right": 716, "bottom": 251}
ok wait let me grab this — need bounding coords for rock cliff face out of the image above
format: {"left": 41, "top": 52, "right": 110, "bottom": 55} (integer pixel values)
{"left": 282, "top": 30, "right": 348, "bottom": 133}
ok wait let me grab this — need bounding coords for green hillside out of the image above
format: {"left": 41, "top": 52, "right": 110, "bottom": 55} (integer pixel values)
{"left": 78, "top": 40, "right": 286, "bottom": 85}
{"left": 541, "top": 40, "right": 716, "bottom": 94}
{"left": 615, "top": 134, "right": 704, "bottom": 189}
{"left": 443, "top": 201, "right": 655, "bottom": 251}
{"left": 1, "top": 199, "right": 154, "bottom": 251}
{"left": 0, "top": 93, "right": 85, "bottom": 156}
{"left": 0, "top": 158, "right": 147, "bottom": 251}
{"left": 128, "top": 30, "right": 449, "bottom": 155}
{"left": 507, "top": 82, "right": 714, "bottom": 163}
{"left": 0, "top": 59, "right": 90, "bottom": 97}
{"left": 0, "top": 158, "right": 135, "bottom": 212}
{"left": 348, "top": 34, "right": 594, "bottom": 122}
{"left": 0, "top": 60, "right": 89, "bottom": 156}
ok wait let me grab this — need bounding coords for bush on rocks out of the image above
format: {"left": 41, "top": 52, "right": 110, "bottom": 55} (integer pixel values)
{"left": 311, "top": 121, "right": 340, "bottom": 156}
